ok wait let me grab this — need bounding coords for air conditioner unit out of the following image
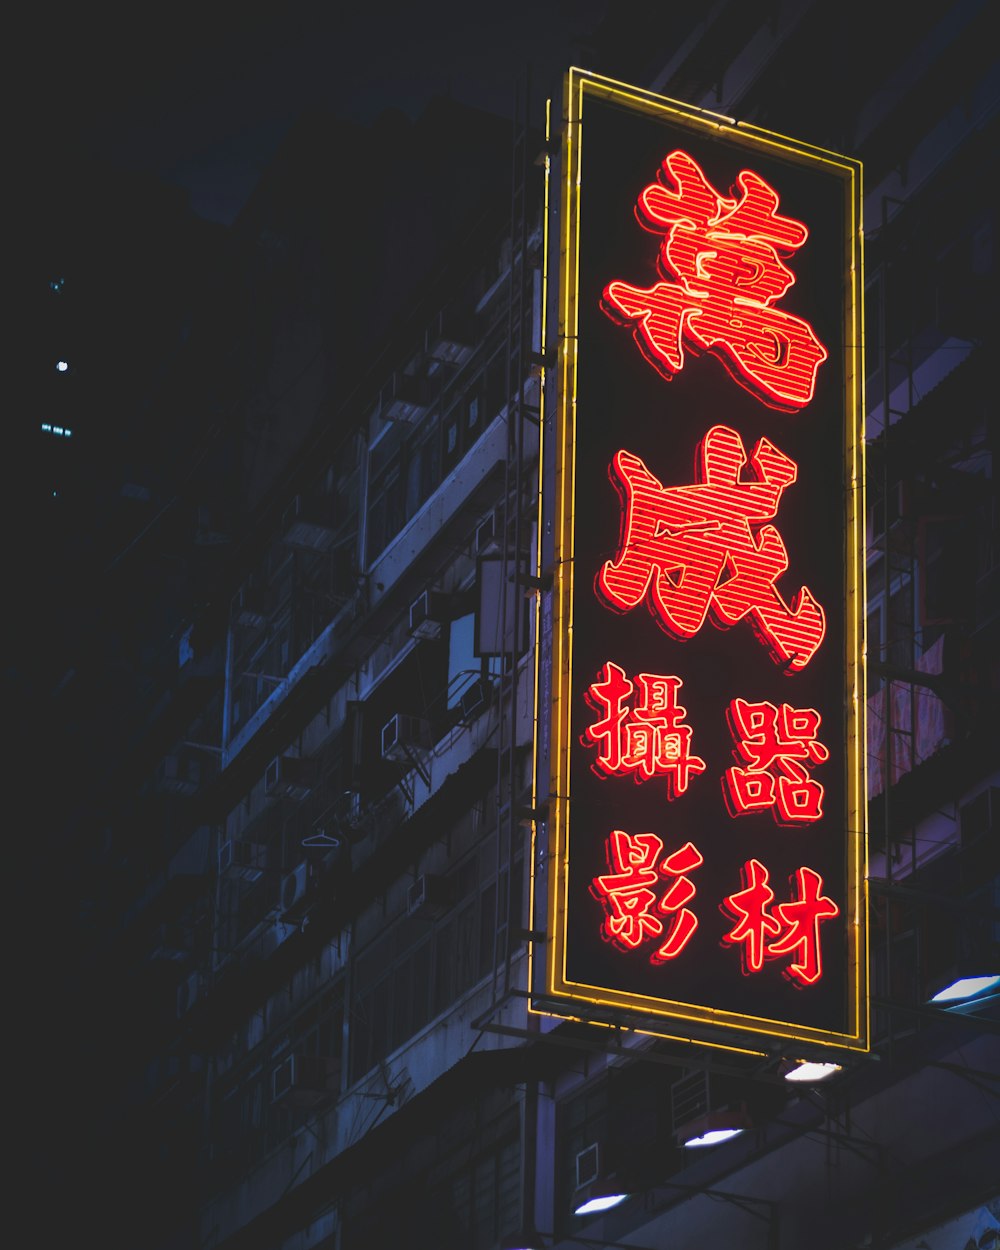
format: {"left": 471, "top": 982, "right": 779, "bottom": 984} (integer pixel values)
{"left": 870, "top": 478, "right": 928, "bottom": 547}
{"left": 383, "top": 370, "right": 430, "bottom": 423}
{"left": 459, "top": 678, "right": 490, "bottom": 720}
{"left": 370, "top": 787, "right": 406, "bottom": 842}
{"left": 671, "top": 1070, "right": 710, "bottom": 1134}
{"left": 575, "top": 1142, "right": 600, "bottom": 1190}
{"left": 150, "top": 920, "right": 190, "bottom": 963}
{"left": 332, "top": 789, "right": 363, "bottom": 832}
{"left": 271, "top": 1053, "right": 338, "bottom": 1108}
{"left": 281, "top": 494, "right": 336, "bottom": 552}
{"left": 176, "top": 970, "right": 203, "bottom": 1018}
{"left": 218, "top": 839, "right": 266, "bottom": 882}
{"left": 233, "top": 583, "right": 271, "bottom": 629}
{"left": 381, "top": 713, "right": 431, "bottom": 762}
{"left": 406, "top": 873, "right": 451, "bottom": 919}
{"left": 427, "top": 306, "right": 477, "bottom": 365}
{"left": 959, "top": 786, "right": 1000, "bottom": 883}
{"left": 475, "top": 510, "right": 497, "bottom": 553}
{"left": 973, "top": 565, "right": 1000, "bottom": 636}
{"left": 669, "top": 1070, "right": 751, "bottom": 1147}
{"left": 265, "top": 755, "right": 317, "bottom": 801}
{"left": 409, "top": 589, "right": 448, "bottom": 640}
{"left": 261, "top": 917, "right": 295, "bottom": 958}
{"left": 156, "top": 752, "right": 201, "bottom": 797}
{"left": 280, "top": 862, "right": 310, "bottom": 913}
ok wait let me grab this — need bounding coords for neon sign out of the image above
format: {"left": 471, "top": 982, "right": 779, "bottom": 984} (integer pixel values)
{"left": 590, "top": 830, "right": 704, "bottom": 962}
{"left": 723, "top": 698, "right": 828, "bottom": 823}
{"left": 595, "top": 427, "right": 826, "bottom": 671}
{"left": 538, "top": 69, "right": 867, "bottom": 1054}
{"left": 721, "top": 861, "right": 839, "bottom": 987}
{"left": 601, "top": 149, "right": 828, "bottom": 411}
{"left": 582, "top": 662, "right": 706, "bottom": 798}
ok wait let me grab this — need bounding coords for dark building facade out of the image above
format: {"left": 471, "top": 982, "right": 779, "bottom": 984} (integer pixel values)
{"left": 23, "top": 4, "right": 997, "bottom": 1249}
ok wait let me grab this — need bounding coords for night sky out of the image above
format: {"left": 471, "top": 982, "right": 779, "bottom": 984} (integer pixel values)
{"left": 20, "top": 1, "right": 611, "bottom": 223}
{"left": 12, "top": 4, "right": 610, "bottom": 1236}
{"left": 10, "top": 4, "right": 997, "bottom": 1247}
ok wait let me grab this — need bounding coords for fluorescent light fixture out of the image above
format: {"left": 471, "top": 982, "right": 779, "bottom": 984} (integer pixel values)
{"left": 676, "top": 1104, "right": 752, "bottom": 1148}
{"left": 574, "top": 1192, "right": 629, "bottom": 1216}
{"left": 930, "top": 974, "right": 1000, "bottom": 1004}
{"left": 682, "top": 1126, "right": 746, "bottom": 1148}
{"left": 783, "top": 1060, "right": 843, "bottom": 1083}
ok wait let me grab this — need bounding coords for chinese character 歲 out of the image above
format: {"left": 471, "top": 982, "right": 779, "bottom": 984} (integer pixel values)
{"left": 596, "top": 425, "right": 826, "bottom": 671}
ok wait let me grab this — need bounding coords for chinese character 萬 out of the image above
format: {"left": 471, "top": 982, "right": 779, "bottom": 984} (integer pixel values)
{"left": 602, "top": 149, "right": 827, "bottom": 411}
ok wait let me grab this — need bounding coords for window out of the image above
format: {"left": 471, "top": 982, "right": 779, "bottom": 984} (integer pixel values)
{"left": 439, "top": 1135, "right": 520, "bottom": 1250}
{"left": 557, "top": 1081, "right": 609, "bottom": 1229}
{"left": 349, "top": 840, "right": 522, "bottom": 1083}
{"left": 466, "top": 392, "right": 481, "bottom": 437}
{"left": 367, "top": 415, "right": 446, "bottom": 564}
{"left": 448, "top": 613, "right": 500, "bottom": 710}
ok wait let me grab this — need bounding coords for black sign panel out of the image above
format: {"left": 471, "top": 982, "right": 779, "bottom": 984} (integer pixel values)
{"left": 538, "top": 70, "right": 867, "bottom": 1051}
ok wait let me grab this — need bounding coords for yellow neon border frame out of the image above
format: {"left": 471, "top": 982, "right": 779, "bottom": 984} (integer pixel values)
{"left": 538, "top": 68, "right": 868, "bottom": 1053}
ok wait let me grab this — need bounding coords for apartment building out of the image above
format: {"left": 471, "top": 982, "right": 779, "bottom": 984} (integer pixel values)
{"left": 27, "top": 4, "right": 996, "bottom": 1249}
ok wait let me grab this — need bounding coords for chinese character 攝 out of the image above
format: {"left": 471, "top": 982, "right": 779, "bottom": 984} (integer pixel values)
{"left": 601, "top": 149, "right": 827, "bottom": 411}
{"left": 596, "top": 425, "right": 826, "bottom": 671}
{"left": 582, "top": 661, "right": 706, "bottom": 799}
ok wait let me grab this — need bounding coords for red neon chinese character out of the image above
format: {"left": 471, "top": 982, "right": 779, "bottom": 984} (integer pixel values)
{"left": 583, "top": 662, "right": 707, "bottom": 799}
{"left": 720, "top": 858, "right": 782, "bottom": 974}
{"left": 721, "top": 859, "right": 839, "bottom": 986}
{"left": 595, "top": 426, "right": 826, "bottom": 671}
{"left": 591, "top": 831, "right": 703, "bottom": 961}
{"left": 723, "top": 698, "right": 829, "bottom": 823}
{"left": 652, "top": 840, "right": 703, "bottom": 962}
{"left": 768, "top": 867, "right": 840, "bottom": 986}
{"left": 601, "top": 149, "right": 827, "bottom": 412}
{"left": 591, "top": 830, "right": 664, "bottom": 949}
